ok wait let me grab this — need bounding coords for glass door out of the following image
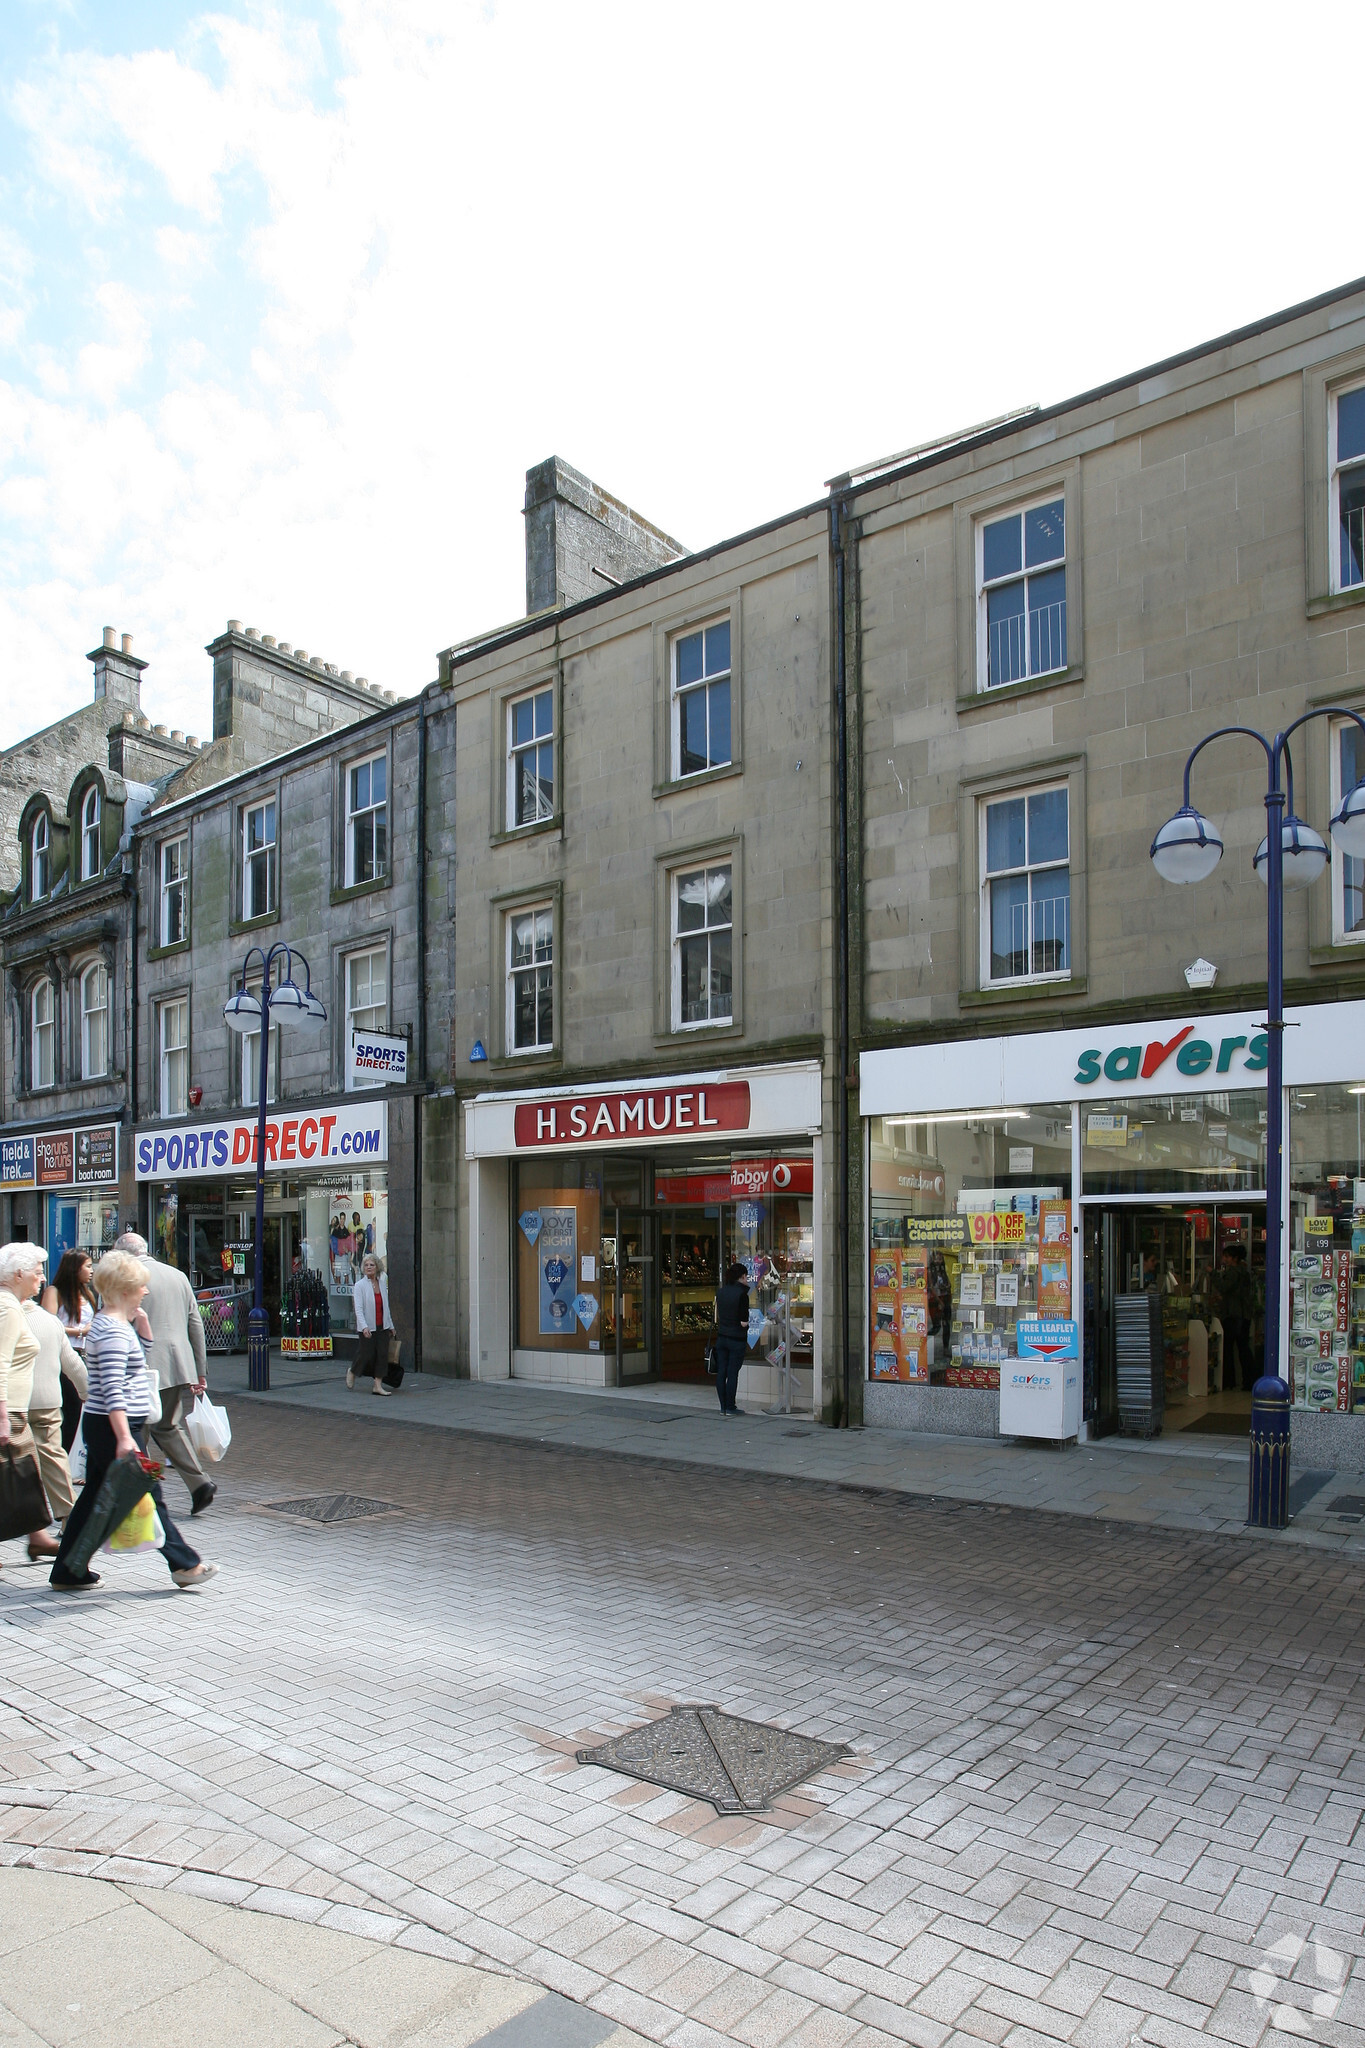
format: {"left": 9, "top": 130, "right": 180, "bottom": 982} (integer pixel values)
{"left": 614, "top": 1208, "right": 656, "bottom": 1381}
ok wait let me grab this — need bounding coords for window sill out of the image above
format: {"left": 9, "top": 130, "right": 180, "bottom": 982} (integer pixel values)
{"left": 146, "top": 939, "right": 191, "bottom": 963}
{"left": 1307, "top": 941, "right": 1365, "bottom": 969}
{"left": 654, "top": 761, "right": 744, "bottom": 800}
{"left": 330, "top": 874, "right": 392, "bottom": 907}
{"left": 655, "top": 1018, "right": 745, "bottom": 1047}
{"left": 960, "top": 975, "right": 1087, "bottom": 1011}
{"left": 490, "top": 816, "right": 563, "bottom": 849}
{"left": 958, "top": 665, "right": 1084, "bottom": 714}
{"left": 488, "top": 1049, "right": 562, "bottom": 1076}
{"left": 228, "top": 909, "right": 281, "bottom": 938}
{"left": 1306, "top": 588, "right": 1365, "bottom": 621}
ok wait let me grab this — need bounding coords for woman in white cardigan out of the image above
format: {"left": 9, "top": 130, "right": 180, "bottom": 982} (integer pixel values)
{"left": 347, "top": 1255, "right": 395, "bottom": 1396}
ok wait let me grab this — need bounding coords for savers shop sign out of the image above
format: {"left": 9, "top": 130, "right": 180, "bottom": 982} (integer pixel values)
{"left": 135, "top": 1103, "right": 387, "bottom": 1181}
{"left": 1074, "top": 1024, "right": 1267, "bottom": 1089}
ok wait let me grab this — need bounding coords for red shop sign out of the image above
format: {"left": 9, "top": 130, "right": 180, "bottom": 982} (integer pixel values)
{"left": 513, "top": 1081, "right": 751, "bottom": 1149}
{"left": 655, "top": 1159, "right": 814, "bottom": 1204}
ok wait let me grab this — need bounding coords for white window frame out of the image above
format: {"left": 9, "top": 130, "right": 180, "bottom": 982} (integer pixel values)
{"left": 241, "top": 1016, "right": 279, "bottom": 1106}
{"left": 506, "top": 687, "right": 555, "bottom": 829}
{"left": 81, "top": 785, "right": 101, "bottom": 881}
{"left": 1331, "top": 718, "right": 1365, "bottom": 944}
{"left": 670, "top": 620, "right": 733, "bottom": 781}
{"left": 979, "top": 782, "right": 1072, "bottom": 988}
{"left": 345, "top": 944, "right": 388, "bottom": 1090}
{"left": 159, "top": 998, "right": 188, "bottom": 1117}
{"left": 81, "top": 961, "right": 109, "bottom": 1080}
{"left": 30, "top": 813, "right": 49, "bottom": 901}
{"left": 670, "top": 862, "right": 734, "bottom": 1030}
{"left": 160, "top": 834, "right": 188, "bottom": 947}
{"left": 241, "top": 798, "right": 277, "bottom": 920}
{"left": 975, "top": 493, "right": 1068, "bottom": 692}
{"left": 505, "top": 903, "right": 554, "bottom": 1055}
{"left": 31, "top": 977, "right": 55, "bottom": 1089}
{"left": 1331, "top": 381, "right": 1365, "bottom": 596}
{"left": 345, "top": 752, "right": 388, "bottom": 886}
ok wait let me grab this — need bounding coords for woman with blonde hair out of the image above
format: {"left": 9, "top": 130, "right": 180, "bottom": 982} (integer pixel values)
{"left": 49, "top": 1248, "right": 216, "bottom": 1594}
{"left": 347, "top": 1253, "right": 396, "bottom": 1395}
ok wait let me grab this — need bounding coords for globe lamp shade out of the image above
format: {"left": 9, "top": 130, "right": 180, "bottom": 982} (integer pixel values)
{"left": 1252, "top": 815, "right": 1329, "bottom": 890}
{"left": 269, "top": 978, "right": 311, "bottom": 1027}
{"left": 298, "top": 990, "right": 329, "bottom": 1036}
{"left": 1330, "top": 778, "right": 1365, "bottom": 859}
{"left": 1150, "top": 807, "right": 1223, "bottom": 884}
{"left": 223, "top": 987, "right": 262, "bottom": 1034}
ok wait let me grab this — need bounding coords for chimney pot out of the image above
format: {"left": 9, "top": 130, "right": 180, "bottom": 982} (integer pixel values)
{"left": 294, "top": 648, "right": 307, "bottom": 661}
{"left": 310, "top": 656, "right": 325, "bottom": 670}
{"left": 154, "top": 723, "right": 168, "bottom": 737}
{"left": 262, "top": 635, "right": 276, "bottom": 648}
{"left": 171, "top": 729, "right": 184, "bottom": 744}
{"left": 186, "top": 735, "right": 200, "bottom": 748}
{"left": 121, "top": 633, "right": 133, "bottom": 656}
{"left": 355, "top": 676, "right": 368, "bottom": 687}
{"left": 245, "top": 626, "right": 260, "bottom": 640}
{"left": 227, "top": 619, "right": 242, "bottom": 633}
{"left": 382, "top": 690, "right": 397, "bottom": 704}
{"left": 103, "top": 626, "right": 116, "bottom": 649}
{"left": 341, "top": 670, "right": 354, "bottom": 683}
{"left": 278, "top": 642, "right": 292, "bottom": 655}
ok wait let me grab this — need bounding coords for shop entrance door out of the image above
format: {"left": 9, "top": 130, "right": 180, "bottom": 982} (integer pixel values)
{"left": 611, "top": 1209, "right": 655, "bottom": 1381}
{"left": 232, "top": 1207, "right": 298, "bottom": 1338}
{"left": 1085, "top": 1202, "right": 1265, "bottom": 1438}
{"left": 188, "top": 1209, "right": 226, "bottom": 1293}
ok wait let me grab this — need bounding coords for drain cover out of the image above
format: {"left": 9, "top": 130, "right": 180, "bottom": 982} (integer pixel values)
{"left": 1329, "top": 1495, "right": 1365, "bottom": 1517}
{"left": 577, "top": 1705, "right": 849, "bottom": 1814}
{"left": 258, "top": 1494, "right": 401, "bottom": 1524}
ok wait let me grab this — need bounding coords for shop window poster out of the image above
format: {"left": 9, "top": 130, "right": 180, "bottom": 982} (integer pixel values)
{"left": 539, "top": 1206, "right": 577, "bottom": 1335}
{"left": 1038, "top": 1200, "right": 1072, "bottom": 1314}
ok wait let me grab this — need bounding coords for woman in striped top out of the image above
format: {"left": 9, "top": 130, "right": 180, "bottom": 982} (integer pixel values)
{"left": 50, "top": 1249, "right": 217, "bottom": 1594}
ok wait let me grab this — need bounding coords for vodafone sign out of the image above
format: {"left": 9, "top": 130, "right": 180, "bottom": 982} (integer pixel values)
{"left": 513, "top": 1081, "right": 750, "bottom": 1149}
{"left": 655, "top": 1158, "right": 813, "bottom": 1204}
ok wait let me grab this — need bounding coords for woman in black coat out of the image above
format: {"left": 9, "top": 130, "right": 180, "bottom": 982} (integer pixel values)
{"left": 713, "top": 1262, "right": 751, "bottom": 1416}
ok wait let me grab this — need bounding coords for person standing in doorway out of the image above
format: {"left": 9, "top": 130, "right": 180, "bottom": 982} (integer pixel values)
{"left": 114, "top": 1233, "right": 215, "bottom": 1515}
{"left": 347, "top": 1254, "right": 395, "bottom": 1396}
{"left": 713, "top": 1261, "right": 751, "bottom": 1418}
{"left": 1215, "top": 1245, "right": 1256, "bottom": 1392}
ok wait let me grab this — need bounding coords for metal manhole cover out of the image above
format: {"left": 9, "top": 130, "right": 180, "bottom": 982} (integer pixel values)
{"left": 577, "top": 1704, "right": 849, "bottom": 1814}
{"left": 258, "top": 1494, "right": 402, "bottom": 1524}
{"left": 1329, "top": 1495, "right": 1365, "bottom": 1517}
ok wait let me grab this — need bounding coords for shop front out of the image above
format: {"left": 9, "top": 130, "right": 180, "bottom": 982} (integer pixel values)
{"left": 861, "top": 1001, "right": 1365, "bottom": 1458}
{"left": 0, "top": 1121, "right": 122, "bottom": 1261}
{"left": 134, "top": 1101, "right": 391, "bottom": 1354}
{"left": 463, "top": 1060, "right": 823, "bottom": 1408}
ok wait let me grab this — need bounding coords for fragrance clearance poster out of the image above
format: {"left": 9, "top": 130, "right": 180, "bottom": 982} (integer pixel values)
{"left": 1038, "top": 1201, "right": 1072, "bottom": 1314}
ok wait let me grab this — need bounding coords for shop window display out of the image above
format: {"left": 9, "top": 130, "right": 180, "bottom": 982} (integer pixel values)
{"left": 869, "top": 1110, "right": 1072, "bottom": 1390}
{"left": 1289, "top": 1081, "right": 1365, "bottom": 1412}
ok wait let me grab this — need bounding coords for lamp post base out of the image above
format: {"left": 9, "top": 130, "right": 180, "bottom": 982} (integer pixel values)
{"left": 247, "top": 1307, "right": 271, "bottom": 1393}
{"left": 1247, "top": 1373, "right": 1290, "bottom": 1529}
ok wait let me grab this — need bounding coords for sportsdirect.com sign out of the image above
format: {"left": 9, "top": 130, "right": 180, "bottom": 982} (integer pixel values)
{"left": 135, "top": 1103, "right": 388, "bottom": 1182}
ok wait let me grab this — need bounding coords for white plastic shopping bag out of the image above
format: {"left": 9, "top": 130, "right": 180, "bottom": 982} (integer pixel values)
{"left": 68, "top": 1411, "right": 87, "bottom": 1485}
{"left": 186, "top": 1394, "right": 231, "bottom": 1464}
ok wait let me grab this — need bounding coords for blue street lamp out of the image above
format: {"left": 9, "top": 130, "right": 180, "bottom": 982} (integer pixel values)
{"left": 1151, "top": 711, "right": 1365, "bottom": 1525}
{"left": 223, "top": 944, "right": 327, "bottom": 1391}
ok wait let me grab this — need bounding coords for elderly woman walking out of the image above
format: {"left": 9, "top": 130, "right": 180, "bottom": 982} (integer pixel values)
{"left": 49, "top": 1249, "right": 217, "bottom": 1594}
{"left": 346, "top": 1254, "right": 396, "bottom": 1395}
{"left": 0, "top": 1242, "right": 59, "bottom": 1565}
{"left": 23, "top": 1266, "right": 87, "bottom": 1551}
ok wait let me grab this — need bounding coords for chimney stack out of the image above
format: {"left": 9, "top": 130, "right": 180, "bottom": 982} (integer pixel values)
{"left": 89, "top": 626, "right": 147, "bottom": 711}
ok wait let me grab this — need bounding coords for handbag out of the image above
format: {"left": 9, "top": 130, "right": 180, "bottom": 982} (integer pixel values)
{"left": 383, "top": 1332, "right": 404, "bottom": 1389}
{"left": 0, "top": 1442, "right": 51, "bottom": 1543}
{"left": 704, "top": 1342, "right": 718, "bottom": 1376}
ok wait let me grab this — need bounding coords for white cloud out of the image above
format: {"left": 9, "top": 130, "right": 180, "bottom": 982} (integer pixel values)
{"left": 0, "top": 0, "right": 1360, "bottom": 745}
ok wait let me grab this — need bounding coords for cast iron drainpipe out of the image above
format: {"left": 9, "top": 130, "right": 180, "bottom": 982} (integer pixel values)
{"left": 830, "top": 495, "right": 851, "bottom": 1426}
{"left": 414, "top": 689, "right": 428, "bottom": 1371}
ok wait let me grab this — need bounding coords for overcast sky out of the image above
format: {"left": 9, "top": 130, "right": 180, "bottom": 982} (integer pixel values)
{"left": 0, "top": 0, "right": 1358, "bottom": 744}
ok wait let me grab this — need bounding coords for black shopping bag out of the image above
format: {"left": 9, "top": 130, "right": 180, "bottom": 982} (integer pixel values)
{"left": 65, "top": 1452, "right": 153, "bottom": 1578}
{"left": 0, "top": 1443, "right": 51, "bottom": 1543}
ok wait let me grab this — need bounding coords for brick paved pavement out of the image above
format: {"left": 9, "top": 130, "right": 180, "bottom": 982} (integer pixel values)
{"left": 203, "top": 1357, "right": 1365, "bottom": 1556}
{"left": 2, "top": 1401, "right": 1365, "bottom": 2048}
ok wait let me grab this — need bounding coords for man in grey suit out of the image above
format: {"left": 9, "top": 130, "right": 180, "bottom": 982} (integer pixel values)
{"left": 115, "top": 1232, "right": 215, "bottom": 1516}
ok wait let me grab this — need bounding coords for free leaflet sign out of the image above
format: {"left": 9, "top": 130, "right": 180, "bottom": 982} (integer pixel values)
{"left": 135, "top": 1103, "right": 387, "bottom": 1181}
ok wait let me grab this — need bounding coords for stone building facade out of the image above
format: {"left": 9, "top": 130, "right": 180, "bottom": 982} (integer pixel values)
{"left": 422, "top": 460, "right": 837, "bottom": 1413}
{"left": 0, "top": 620, "right": 410, "bottom": 1298}
{"left": 836, "top": 276, "right": 1365, "bottom": 1462}
{"left": 130, "top": 671, "right": 441, "bottom": 1370}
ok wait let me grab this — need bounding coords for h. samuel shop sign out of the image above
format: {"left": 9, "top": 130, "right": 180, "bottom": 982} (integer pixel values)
{"left": 860, "top": 1001, "right": 1365, "bottom": 1120}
